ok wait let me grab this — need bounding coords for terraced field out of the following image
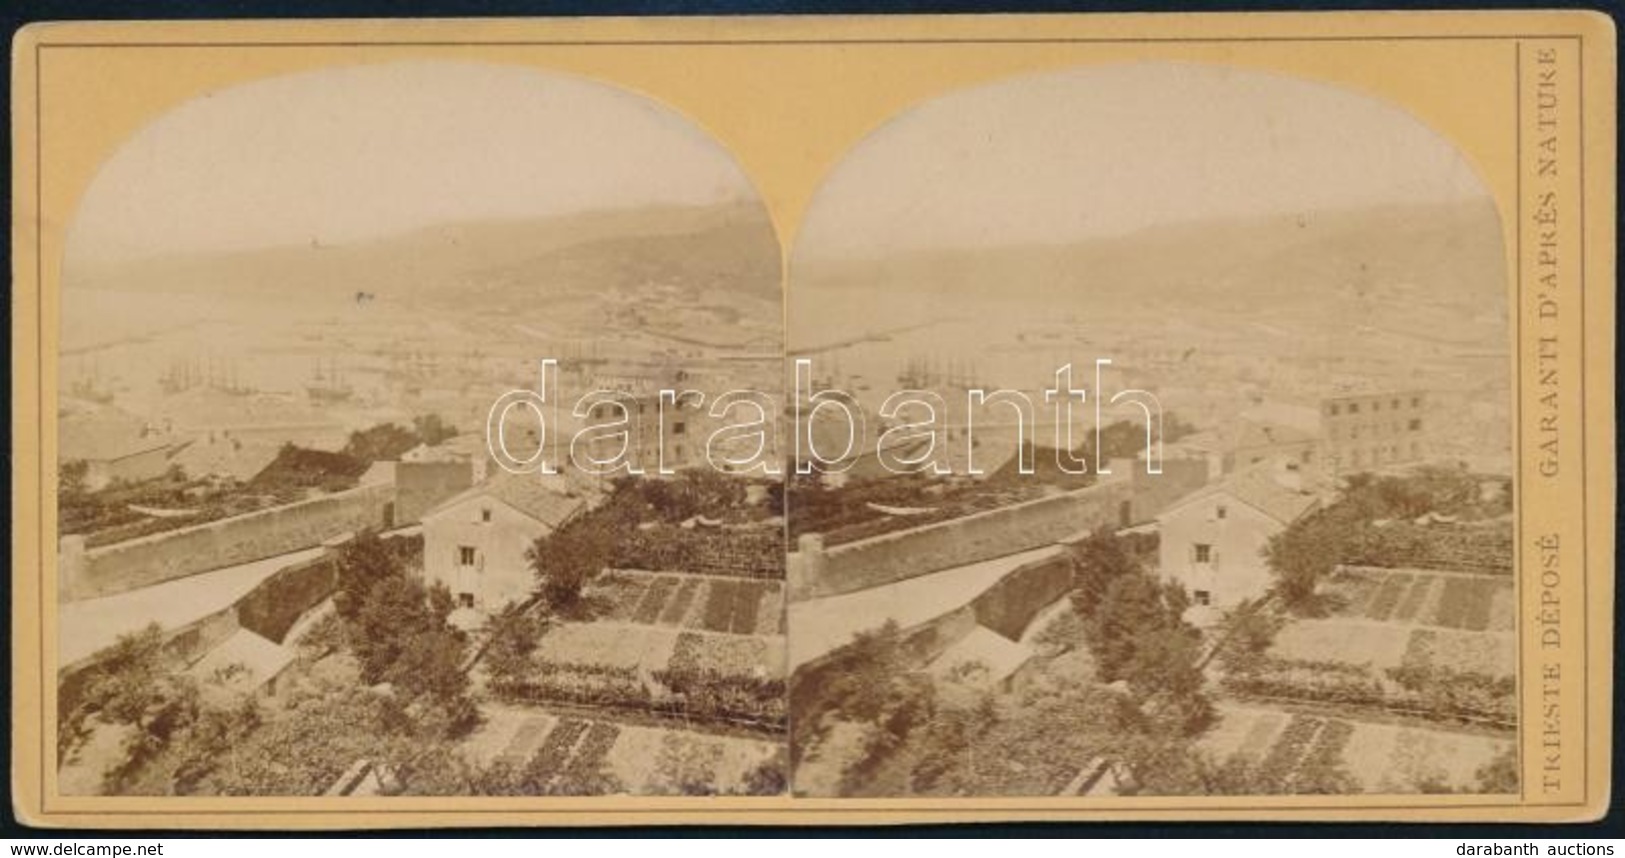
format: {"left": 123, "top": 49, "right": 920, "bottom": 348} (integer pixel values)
{"left": 1200, "top": 703, "right": 1514, "bottom": 793}
{"left": 588, "top": 570, "right": 785, "bottom": 636}
{"left": 1325, "top": 567, "right": 1513, "bottom": 632}
{"left": 530, "top": 621, "right": 787, "bottom": 680}
{"left": 463, "top": 704, "right": 782, "bottom": 795}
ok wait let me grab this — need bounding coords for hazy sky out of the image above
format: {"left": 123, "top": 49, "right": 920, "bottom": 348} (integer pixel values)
{"left": 67, "top": 61, "right": 757, "bottom": 266}
{"left": 795, "top": 62, "right": 1493, "bottom": 260}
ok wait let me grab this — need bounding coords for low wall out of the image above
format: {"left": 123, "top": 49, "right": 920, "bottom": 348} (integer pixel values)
{"left": 790, "top": 476, "right": 1133, "bottom": 601}
{"left": 969, "top": 553, "right": 1075, "bottom": 641}
{"left": 789, "top": 461, "right": 1208, "bottom": 602}
{"left": 61, "top": 483, "right": 395, "bottom": 601}
{"left": 57, "top": 603, "right": 242, "bottom": 732}
{"left": 55, "top": 531, "right": 404, "bottom": 728}
{"left": 236, "top": 555, "right": 340, "bottom": 644}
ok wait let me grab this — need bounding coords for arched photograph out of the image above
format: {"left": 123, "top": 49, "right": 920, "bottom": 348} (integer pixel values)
{"left": 784, "top": 63, "right": 1514, "bottom": 798}
{"left": 55, "top": 61, "right": 789, "bottom": 797}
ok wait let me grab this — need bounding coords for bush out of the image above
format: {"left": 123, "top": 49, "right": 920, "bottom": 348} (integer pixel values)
{"left": 1268, "top": 466, "right": 1515, "bottom": 610}
{"left": 529, "top": 513, "right": 617, "bottom": 610}
{"left": 1068, "top": 527, "right": 1144, "bottom": 619}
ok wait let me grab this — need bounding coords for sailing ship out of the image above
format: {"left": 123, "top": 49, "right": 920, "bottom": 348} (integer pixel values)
{"left": 306, "top": 356, "right": 354, "bottom": 403}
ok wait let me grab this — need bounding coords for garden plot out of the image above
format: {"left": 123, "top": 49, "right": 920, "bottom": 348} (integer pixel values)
{"left": 586, "top": 570, "right": 785, "bottom": 636}
{"left": 535, "top": 622, "right": 681, "bottom": 672}
{"left": 1270, "top": 619, "right": 1413, "bottom": 670}
{"left": 1201, "top": 702, "right": 1512, "bottom": 793}
{"left": 1328, "top": 567, "right": 1513, "bottom": 632}
{"left": 532, "top": 621, "right": 784, "bottom": 681}
{"left": 464, "top": 710, "right": 624, "bottom": 788}
{"left": 669, "top": 630, "right": 786, "bottom": 680}
{"left": 604, "top": 724, "right": 782, "bottom": 795}
{"left": 1350, "top": 722, "right": 1512, "bottom": 793}
{"left": 463, "top": 710, "right": 771, "bottom": 795}
{"left": 1197, "top": 706, "right": 1355, "bottom": 791}
{"left": 1399, "top": 627, "right": 1515, "bottom": 678}
{"left": 460, "top": 703, "right": 563, "bottom": 767}
{"left": 1199, "top": 703, "right": 1288, "bottom": 762}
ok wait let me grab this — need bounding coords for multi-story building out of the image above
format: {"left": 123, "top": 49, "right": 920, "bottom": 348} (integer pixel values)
{"left": 419, "top": 472, "right": 586, "bottom": 614}
{"left": 1319, "top": 389, "right": 1429, "bottom": 477}
{"left": 1157, "top": 458, "right": 1320, "bottom": 619}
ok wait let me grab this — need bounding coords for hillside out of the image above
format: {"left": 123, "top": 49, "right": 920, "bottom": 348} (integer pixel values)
{"left": 66, "top": 199, "right": 783, "bottom": 310}
{"left": 792, "top": 199, "right": 1507, "bottom": 346}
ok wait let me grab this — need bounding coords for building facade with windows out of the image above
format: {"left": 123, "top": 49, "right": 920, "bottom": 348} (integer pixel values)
{"left": 1156, "top": 461, "right": 1320, "bottom": 619}
{"left": 418, "top": 473, "right": 585, "bottom": 614}
{"left": 1319, "top": 389, "right": 1428, "bottom": 477}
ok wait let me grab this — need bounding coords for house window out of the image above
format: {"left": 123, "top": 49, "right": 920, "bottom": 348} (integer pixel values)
{"left": 1349, "top": 403, "right": 1359, "bottom": 414}
{"left": 480, "top": 507, "right": 492, "bottom": 523}
{"left": 1215, "top": 505, "right": 1227, "bottom": 520}
{"left": 1392, "top": 398, "right": 1401, "bottom": 409}
{"left": 1328, "top": 404, "right": 1340, "bottom": 416}
{"left": 1411, "top": 396, "right": 1422, "bottom": 408}
{"left": 672, "top": 420, "right": 687, "bottom": 436}
{"left": 1408, "top": 418, "right": 1423, "bottom": 432}
{"left": 458, "top": 546, "right": 476, "bottom": 567}
{"left": 1193, "top": 590, "right": 1212, "bottom": 606}
{"left": 1194, "top": 544, "right": 1212, "bottom": 564}
{"left": 458, "top": 592, "right": 475, "bottom": 609}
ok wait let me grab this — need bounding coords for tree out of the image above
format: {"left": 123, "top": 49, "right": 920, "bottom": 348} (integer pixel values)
{"left": 349, "top": 576, "right": 466, "bottom": 697}
{"left": 341, "top": 422, "right": 419, "bottom": 463}
{"left": 67, "top": 624, "right": 203, "bottom": 791}
{"left": 333, "top": 529, "right": 402, "bottom": 621}
{"left": 482, "top": 605, "right": 545, "bottom": 689}
{"left": 1213, "top": 598, "right": 1284, "bottom": 675}
{"left": 1069, "top": 527, "right": 1144, "bottom": 619}
{"left": 411, "top": 413, "right": 458, "bottom": 447}
{"left": 1264, "top": 510, "right": 1345, "bottom": 612}
{"left": 1084, "top": 573, "right": 1183, "bottom": 682}
{"left": 527, "top": 513, "right": 616, "bottom": 611}
{"left": 59, "top": 459, "right": 90, "bottom": 499}
{"left": 1079, "top": 565, "right": 1212, "bottom": 737}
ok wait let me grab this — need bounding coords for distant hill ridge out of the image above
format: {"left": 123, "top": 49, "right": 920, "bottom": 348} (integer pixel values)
{"left": 794, "top": 199, "right": 1505, "bottom": 316}
{"left": 67, "top": 198, "right": 782, "bottom": 304}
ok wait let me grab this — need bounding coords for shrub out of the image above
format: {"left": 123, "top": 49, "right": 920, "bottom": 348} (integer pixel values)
{"left": 529, "top": 513, "right": 617, "bottom": 610}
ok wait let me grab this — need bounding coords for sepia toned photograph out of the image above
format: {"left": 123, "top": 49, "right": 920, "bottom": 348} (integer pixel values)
{"left": 53, "top": 60, "right": 789, "bottom": 797}
{"left": 10, "top": 11, "right": 1612, "bottom": 829}
{"left": 786, "top": 63, "right": 1517, "bottom": 798}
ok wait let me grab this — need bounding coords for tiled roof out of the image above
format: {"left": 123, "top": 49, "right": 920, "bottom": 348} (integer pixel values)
{"left": 434, "top": 471, "right": 585, "bottom": 528}
{"left": 171, "top": 437, "right": 281, "bottom": 482}
{"left": 1160, "top": 462, "right": 1319, "bottom": 525}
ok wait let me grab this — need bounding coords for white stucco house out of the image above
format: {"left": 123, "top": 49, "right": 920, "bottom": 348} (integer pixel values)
{"left": 1156, "top": 460, "right": 1320, "bottom": 619}
{"left": 419, "top": 472, "right": 586, "bottom": 615}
